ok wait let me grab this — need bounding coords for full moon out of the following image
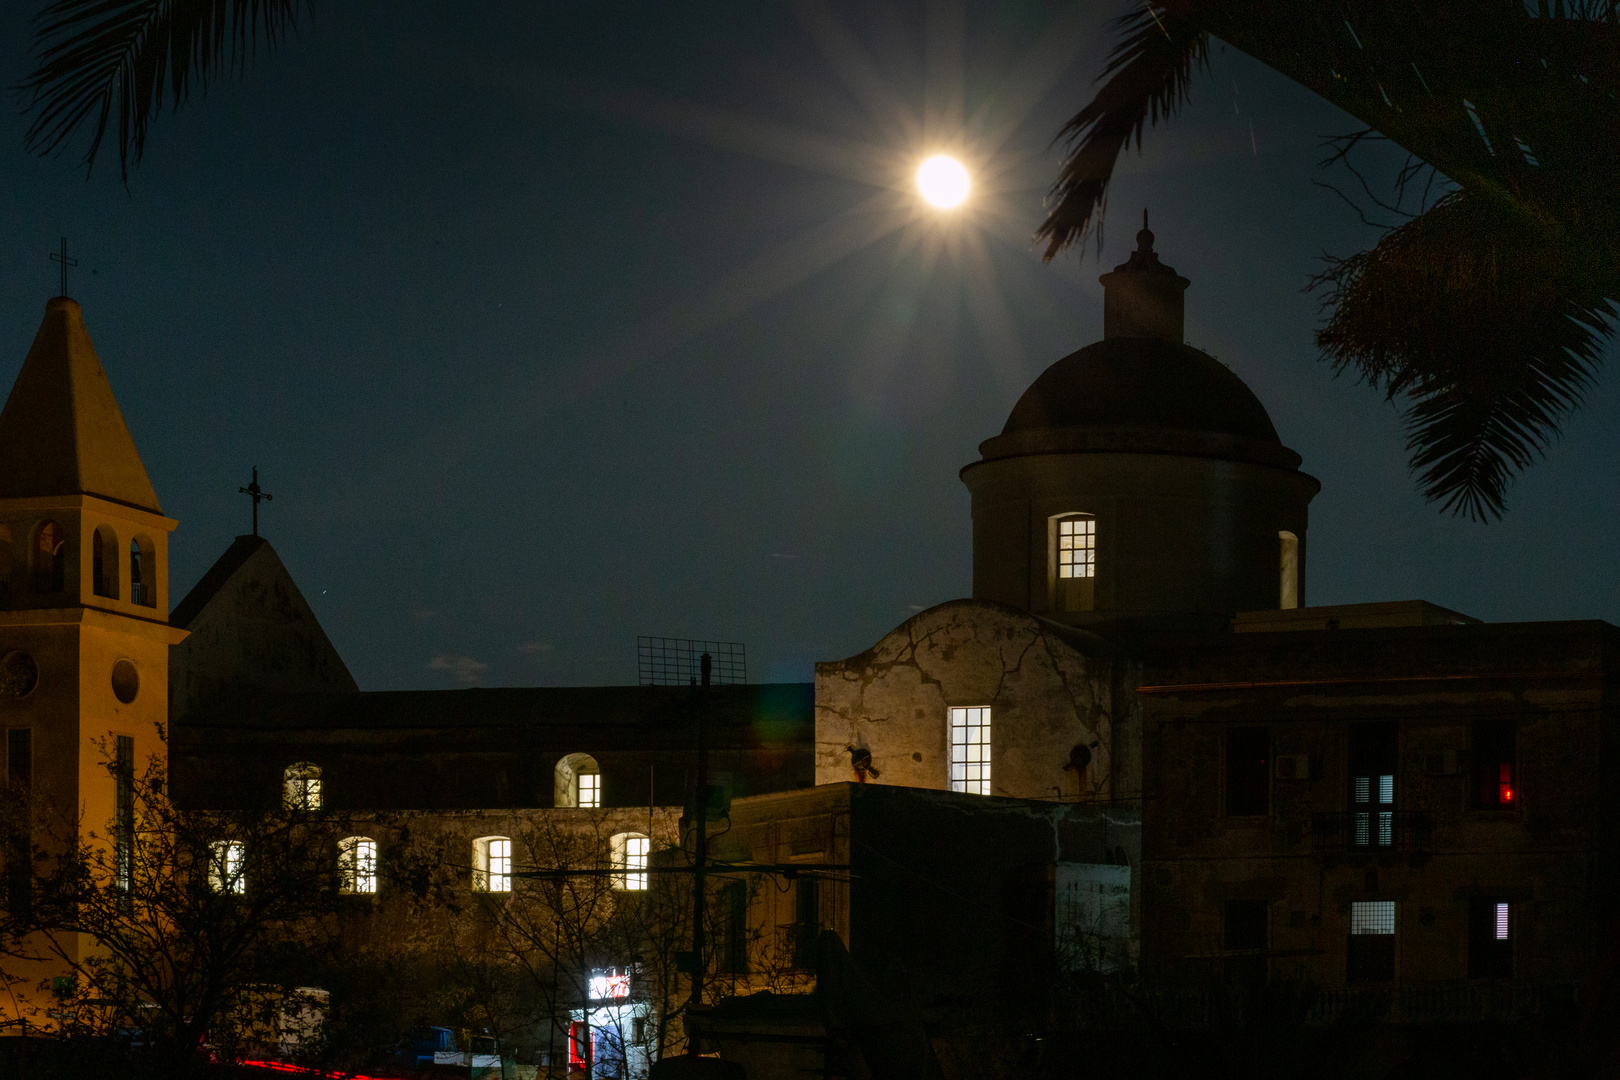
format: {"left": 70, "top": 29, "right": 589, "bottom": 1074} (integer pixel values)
{"left": 917, "top": 155, "right": 970, "bottom": 208}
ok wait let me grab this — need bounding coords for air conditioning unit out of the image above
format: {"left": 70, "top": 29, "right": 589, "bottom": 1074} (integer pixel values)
{"left": 1275, "top": 754, "right": 1311, "bottom": 780}
{"left": 1423, "top": 749, "right": 1461, "bottom": 776}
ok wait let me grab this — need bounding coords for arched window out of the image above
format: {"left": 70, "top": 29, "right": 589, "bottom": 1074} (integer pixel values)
{"left": 1050, "top": 513, "right": 1096, "bottom": 613}
{"left": 130, "top": 535, "right": 156, "bottom": 608}
{"left": 283, "top": 763, "right": 322, "bottom": 810}
{"left": 339, "top": 836, "right": 378, "bottom": 895}
{"left": 209, "top": 840, "right": 246, "bottom": 894}
{"left": 33, "top": 520, "right": 65, "bottom": 593}
{"left": 554, "top": 753, "right": 602, "bottom": 808}
{"left": 1279, "top": 531, "right": 1299, "bottom": 609}
{"left": 611, "top": 832, "right": 650, "bottom": 891}
{"left": 92, "top": 526, "right": 119, "bottom": 599}
{"left": 474, "top": 836, "right": 512, "bottom": 893}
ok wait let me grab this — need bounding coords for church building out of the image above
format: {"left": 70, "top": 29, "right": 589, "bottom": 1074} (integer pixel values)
{"left": 1, "top": 223, "right": 1617, "bottom": 1075}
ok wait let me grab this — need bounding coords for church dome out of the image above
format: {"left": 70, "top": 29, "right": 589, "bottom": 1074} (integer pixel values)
{"left": 1001, "top": 336, "right": 1282, "bottom": 445}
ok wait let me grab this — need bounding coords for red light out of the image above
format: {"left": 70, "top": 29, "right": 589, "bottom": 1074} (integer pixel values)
{"left": 1500, "top": 785, "right": 1514, "bottom": 803}
{"left": 238, "top": 1059, "right": 393, "bottom": 1080}
{"left": 569, "top": 1021, "right": 589, "bottom": 1068}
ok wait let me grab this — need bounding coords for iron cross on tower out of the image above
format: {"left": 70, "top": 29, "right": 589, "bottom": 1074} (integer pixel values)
{"left": 239, "top": 467, "right": 274, "bottom": 537}
{"left": 50, "top": 237, "right": 77, "bottom": 297}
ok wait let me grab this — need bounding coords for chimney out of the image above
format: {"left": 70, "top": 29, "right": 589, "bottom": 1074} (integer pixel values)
{"left": 1099, "top": 211, "right": 1190, "bottom": 343}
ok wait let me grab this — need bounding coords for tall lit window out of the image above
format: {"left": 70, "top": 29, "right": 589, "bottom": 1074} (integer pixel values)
{"left": 340, "top": 836, "right": 378, "bottom": 895}
{"left": 612, "top": 832, "right": 650, "bottom": 891}
{"left": 209, "top": 840, "right": 246, "bottom": 894}
{"left": 1469, "top": 899, "right": 1513, "bottom": 977}
{"left": 1052, "top": 514, "right": 1096, "bottom": 614}
{"left": 283, "top": 763, "right": 322, "bottom": 810}
{"left": 1279, "top": 530, "right": 1299, "bottom": 609}
{"left": 948, "top": 707, "right": 991, "bottom": 795}
{"left": 577, "top": 771, "right": 601, "bottom": 809}
{"left": 1347, "top": 900, "right": 1396, "bottom": 983}
{"left": 474, "top": 836, "right": 512, "bottom": 893}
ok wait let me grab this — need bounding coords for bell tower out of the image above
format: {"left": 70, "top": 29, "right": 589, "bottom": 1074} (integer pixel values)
{"left": 0, "top": 297, "right": 185, "bottom": 1018}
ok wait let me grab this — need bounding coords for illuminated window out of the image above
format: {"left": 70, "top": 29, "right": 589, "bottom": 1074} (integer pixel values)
{"left": 209, "top": 840, "right": 246, "bottom": 894}
{"left": 1469, "top": 899, "right": 1513, "bottom": 977}
{"left": 115, "top": 736, "right": 134, "bottom": 892}
{"left": 1051, "top": 514, "right": 1096, "bottom": 613}
{"left": 339, "top": 836, "right": 378, "bottom": 895}
{"left": 1347, "top": 900, "right": 1396, "bottom": 983}
{"left": 283, "top": 763, "right": 322, "bottom": 810}
{"left": 948, "top": 707, "right": 991, "bottom": 795}
{"left": 554, "top": 753, "right": 601, "bottom": 808}
{"left": 612, "top": 832, "right": 649, "bottom": 891}
{"left": 1279, "top": 530, "right": 1299, "bottom": 609}
{"left": 474, "top": 836, "right": 512, "bottom": 893}
{"left": 1348, "top": 723, "right": 1396, "bottom": 848}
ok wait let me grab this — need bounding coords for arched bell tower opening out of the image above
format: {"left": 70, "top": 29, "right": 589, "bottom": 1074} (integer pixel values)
{"left": 961, "top": 220, "right": 1319, "bottom": 630}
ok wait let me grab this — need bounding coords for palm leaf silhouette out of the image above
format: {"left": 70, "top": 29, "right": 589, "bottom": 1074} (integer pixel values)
{"left": 1039, "top": 1, "right": 1620, "bottom": 519}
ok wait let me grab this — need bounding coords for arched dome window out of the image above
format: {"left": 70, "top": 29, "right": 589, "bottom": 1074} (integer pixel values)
{"left": 611, "top": 832, "right": 650, "bottom": 891}
{"left": 1050, "top": 513, "right": 1096, "bottom": 613}
{"left": 33, "top": 520, "right": 65, "bottom": 593}
{"left": 554, "top": 753, "right": 601, "bottom": 809}
{"left": 283, "top": 762, "right": 322, "bottom": 810}
{"left": 130, "top": 535, "right": 156, "bottom": 607}
{"left": 1279, "top": 531, "right": 1300, "bottom": 609}
{"left": 92, "top": 526, "right": 119, "bottom": 599}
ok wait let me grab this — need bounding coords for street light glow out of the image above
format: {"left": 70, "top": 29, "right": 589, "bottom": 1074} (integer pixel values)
{"left": 917, "top": 155, "right": 970, "bottom": 208}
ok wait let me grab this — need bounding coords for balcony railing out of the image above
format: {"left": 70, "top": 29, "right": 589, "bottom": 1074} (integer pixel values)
{"left": 1312, "top": 810, "right": 1432, "bottom": 855}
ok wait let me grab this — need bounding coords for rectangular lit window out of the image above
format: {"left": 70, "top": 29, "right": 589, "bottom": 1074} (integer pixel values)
{"left": 209, "top": 840, "right": 246, "bottom": 894}
{"left": 624, "top": 835, "right": 648, "bottom": 891}
{"left": 948, "top": 707, "right": 991, "bottom": 795}
{"left": 476, "top": 837, "right": 512, "bottom": 893}
{"left": 1057, "top": 517, "right": 1095, "bottom": 579}
{"left": 340, "top": 837, "right": 378, "bottom": 894}
{"left": 1349, "top": 722, "right": 1397, "bottom": 849}
{"left": 1350, "top": 901, "right": 1396, "bottom": 936}
{"left": 577, "top": 772, "right": 601, "bottom": 809}
{"left": 1469, "top": 898, "right": 1513, "bottom": 977}
{"left": 1347, "top": 900, "right": 1396, "bottom": 983}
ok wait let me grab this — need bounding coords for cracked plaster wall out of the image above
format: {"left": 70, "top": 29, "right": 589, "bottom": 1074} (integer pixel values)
{"left": 814, "top": 599, "right": 1140, "bottom": 801}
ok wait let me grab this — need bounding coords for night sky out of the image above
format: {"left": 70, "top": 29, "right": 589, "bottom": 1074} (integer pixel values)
{"left": 1, "top": 1, "right": 1616, "bottom": 690}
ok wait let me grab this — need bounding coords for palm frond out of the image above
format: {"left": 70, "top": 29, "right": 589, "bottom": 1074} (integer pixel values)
{"left": 1311, "top": 191, "right": 1614, "bottom": 520}
{"left": 20, "top": 0, "right": 307, "bottom": 179}
{"left": 1035, "top": 2, "right": 1211, "bottom": 259}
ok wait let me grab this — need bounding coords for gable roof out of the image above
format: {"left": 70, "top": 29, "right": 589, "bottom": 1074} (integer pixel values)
{"left": 0, "top": 297, "right": 162, "bottom": 512}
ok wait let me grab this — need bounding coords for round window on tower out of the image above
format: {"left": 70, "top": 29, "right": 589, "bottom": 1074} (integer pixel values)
{"left": 111, "top": 659, "right": 139, "bottom": 704}
{"left": 0, "top": 651, "right": 38, "bottom": 698}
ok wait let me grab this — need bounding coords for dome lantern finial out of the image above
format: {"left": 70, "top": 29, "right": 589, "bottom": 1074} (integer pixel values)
{"left": 1099, "top": 211, "right": 1190, "bottom": 342}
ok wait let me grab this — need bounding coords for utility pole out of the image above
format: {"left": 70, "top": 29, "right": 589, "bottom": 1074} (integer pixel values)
{"left": 687, "top": 652, "right": 711, "bottom": 1055}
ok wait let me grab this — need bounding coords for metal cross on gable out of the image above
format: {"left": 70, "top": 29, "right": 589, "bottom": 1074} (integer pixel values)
{"left": 239, "top": 466, "right": 273, "bottom": 537}
{"left": 50, "top": 237, "right": 77, "bottom": 298}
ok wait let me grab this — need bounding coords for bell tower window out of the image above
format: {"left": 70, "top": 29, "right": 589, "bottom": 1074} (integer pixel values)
{"left": 1051, "top": 514, "right": 1096, "bottom": 613}
{"left": 33, "top": 521, "right": 65, "bottom": 593}
{"left": 130, "top": 535, "right": 156, "bottom": 608}
{"left": 93, "top": 526, "right": 119, "bottom": 599}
